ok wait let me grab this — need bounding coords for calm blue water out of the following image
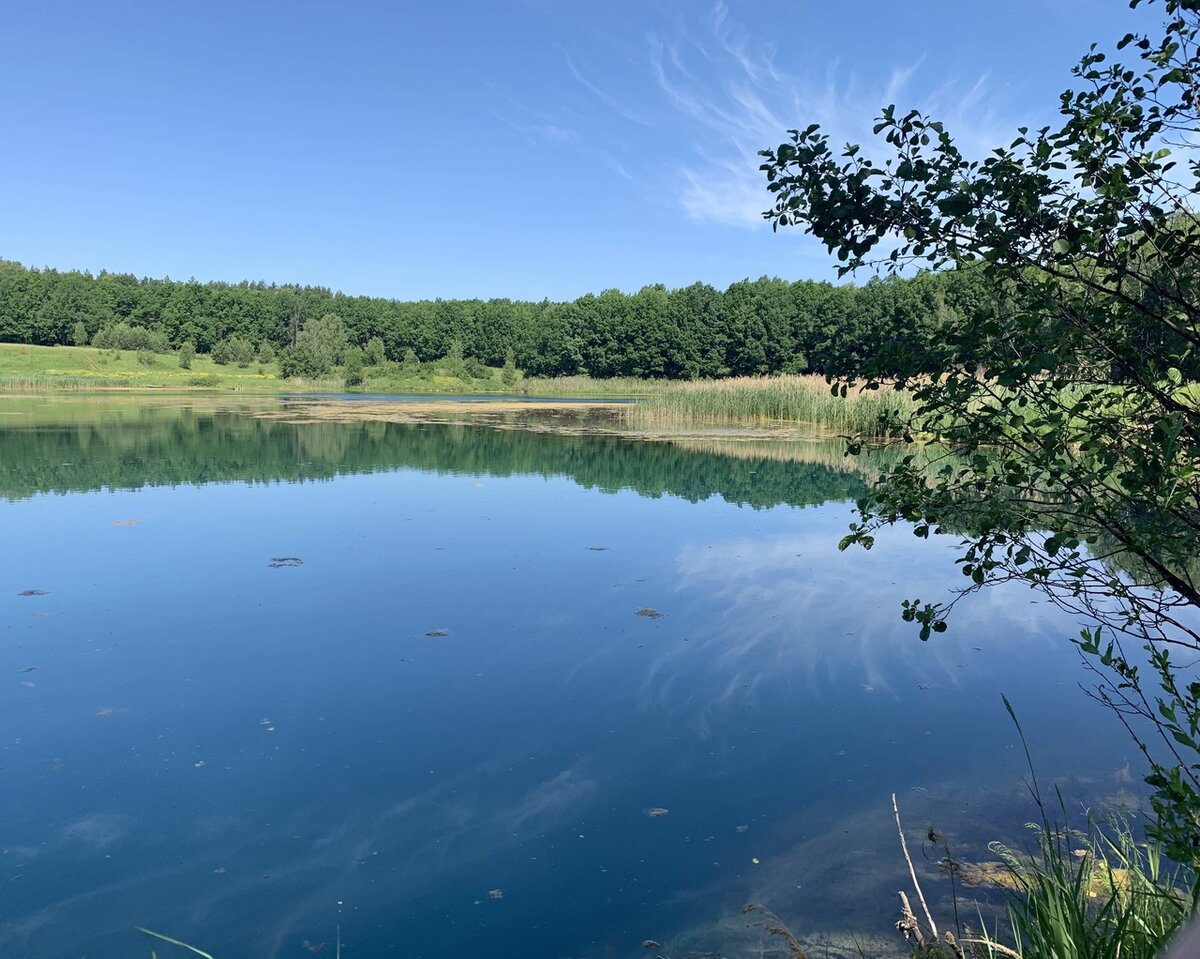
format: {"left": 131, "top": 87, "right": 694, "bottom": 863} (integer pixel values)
{"left": 0, "top": 398, "right": 1139, "bottom": 958}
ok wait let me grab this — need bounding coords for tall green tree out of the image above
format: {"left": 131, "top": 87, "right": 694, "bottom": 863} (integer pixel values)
{"left": 760, "top": 0, "right": 1200, "bottom": 862}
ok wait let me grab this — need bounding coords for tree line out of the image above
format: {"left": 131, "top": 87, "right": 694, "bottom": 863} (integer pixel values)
{"left": 0, "top": 258, "right": 997, "bottom": 379}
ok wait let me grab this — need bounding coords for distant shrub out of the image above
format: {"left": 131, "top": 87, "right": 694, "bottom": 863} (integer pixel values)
{"left": 71, "top": 321, "right": 89, "bottom": 346}
{"left": 257, "top": 340, "right": 276, "bottom": 364}
{"left": 277, "top": 345, "right": 305, "bottom": 378}
{"left": 400, "top": 347, "right": 420, "bottom": 376}
{"left": 502, "top": 348, "right": 520, "bottom": 387}
{"left": 92, "top": 322, "right": 170, "bottom": 353}
{"left": 211, "top": 335, "right": 255, "bottom": 367}
{"left": 178, "top": 340, "right": 196, "bottom": 369}
{"left": 343, "top": 345, "right": 365, "bottom": 386}
{"left": 137, "top": 350, "right": 157, "bottom": 366}
{"left": 187, "top": 373, "right": 222, "bottom": 387}
{"left": 464, "top": 356, "right": 489, "bottom": 379}
{"left": 364, "top": 337, "right": 386, "bottom": 367}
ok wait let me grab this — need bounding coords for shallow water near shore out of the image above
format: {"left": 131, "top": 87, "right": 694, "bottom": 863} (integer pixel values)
{"left": 0, "top": 395, "right": 1141, "bottom": 958}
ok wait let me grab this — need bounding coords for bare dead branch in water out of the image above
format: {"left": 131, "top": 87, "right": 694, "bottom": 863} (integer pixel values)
{"left": 893, "top": 792, "right": 939, "bottom": 940}
{"left": 897, "top": 890, "right": 927, "bottom": 948}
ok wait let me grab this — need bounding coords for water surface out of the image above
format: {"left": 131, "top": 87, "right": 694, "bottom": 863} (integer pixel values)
{"left": 0, "top": 396, "right": 1139, "bottom": 958}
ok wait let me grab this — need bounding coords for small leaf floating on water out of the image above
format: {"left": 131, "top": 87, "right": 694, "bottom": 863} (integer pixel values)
{"left": 644, "top": 807, "right": 669, "bottom": 818}
{"left": 425, "top": 628, "right": 448, "bottom": 637}
{"left": 267, "top": 557, "right": 303, "bottom": 568}
{"left": 642, "top": 940, "right": 661, "bottom": 950}
{"left": 634, "top": 607, "right": 664, "bottom": 619}
{"left": 17, "top": 589, "right": 48, "bottom": 597}
{"left": 488, "top": 888, "right": 504, "bottom": 900}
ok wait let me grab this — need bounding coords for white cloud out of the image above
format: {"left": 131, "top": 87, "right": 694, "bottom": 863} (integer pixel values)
{"left": 647, "top": 5, "right": 1016, "bottom": 230}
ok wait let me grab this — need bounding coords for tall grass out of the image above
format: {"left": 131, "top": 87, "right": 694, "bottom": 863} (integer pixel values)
{"left": 980, "top": 819, "right": 1198, "bottom": 959}
{"left": 626, "top": 374, "right": 915, "bottom": 436}
{"left": 0, "top": 373, "right": 131, "bottom": 391}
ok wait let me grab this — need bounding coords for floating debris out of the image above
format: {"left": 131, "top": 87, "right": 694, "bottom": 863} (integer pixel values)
{"left": 425, "top": 628, "right": 449, "bottom": 637}
{"left": 586, "top": 546, "right": 610, "bottom": 551}
{"left": 95, "top": 707, "right": 125, "bottom": 719}
{"left": 17, "top": 589, "right": 48, "bottom": 597}
{"left": 259, "top": 717, "right": 272, "bottom": 726}
{"left": 735, "top": 825, "right": 749, "bottom": 833}
{"left": 302, "top": 941, "right": 326, "bottom": 954}
{"left": 752, "top": 857, "right": 761, "bottom": 865}
{"left": 634, "top": 607, "right": 664, "bottom": 619}
{"left": 642, "top": 940, "right": 661, "bottom": 950}
{"left": 266, "top": 557, "right": 303, "bottom": 568}
{"left": 111, "top": 519, "right": 140, "bottom": 527}
{"left": 193, "top": 761, "right": 206, "bottom": 768}
{"left": 19, "top": 667, "right": 37, "bottom": 673}
{"left": 917, "top": 682, "right": 934, "bottom": 690}
{"left": 488, "top": 888, "right": 504, "bottom": 900}
{"left": 213, "top": 867, "right": 226, "bottom": 875}
{"left": 644, "top": 807, "right": 669, "bottom": 818}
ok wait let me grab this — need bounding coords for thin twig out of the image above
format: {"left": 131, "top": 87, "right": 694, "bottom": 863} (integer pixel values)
{"left": 893, "top": 792, "right": 939, "bottom": 940}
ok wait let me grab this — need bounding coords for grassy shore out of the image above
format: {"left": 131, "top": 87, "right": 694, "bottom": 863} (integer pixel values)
{"left": 0, "top": 345, "right": 919, "bottom": 436}
{"left": 0, "top": 343, "right": 334, "bottom": 392}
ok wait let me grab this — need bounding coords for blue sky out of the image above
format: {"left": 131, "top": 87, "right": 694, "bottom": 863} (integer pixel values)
{"left": 1, "top": 1, "right": 1158, "bottom": 301}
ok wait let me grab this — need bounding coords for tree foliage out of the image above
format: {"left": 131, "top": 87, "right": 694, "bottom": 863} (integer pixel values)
{"left": 0, "top": 259, "right": 998, "bottom": 381}
{"left": 760, "top": 0, "right": 1200, "bottom": 861}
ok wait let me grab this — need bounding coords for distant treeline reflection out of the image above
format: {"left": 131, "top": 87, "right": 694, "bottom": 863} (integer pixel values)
{"left": 1, "top": 406, "right": 871, "bottom": 509}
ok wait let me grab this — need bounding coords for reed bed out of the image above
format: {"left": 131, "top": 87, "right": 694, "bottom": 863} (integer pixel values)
{"left": 519, "top": 375, "right": 662, "bottom": 396}
{"left": 627, "top": 375, "right": 916, "bottom": 436}
{"left": 0, "top": 373, "right": 131, "bottom": 391}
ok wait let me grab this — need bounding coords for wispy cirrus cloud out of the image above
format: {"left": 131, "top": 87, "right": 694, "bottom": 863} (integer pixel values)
{"left": 645, "top": 2, "right": 1014, "bottom": 229}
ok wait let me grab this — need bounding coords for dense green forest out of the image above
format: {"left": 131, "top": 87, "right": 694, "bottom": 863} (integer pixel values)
{"left": 0, "top": 259, "right": 994, "bottom": 379}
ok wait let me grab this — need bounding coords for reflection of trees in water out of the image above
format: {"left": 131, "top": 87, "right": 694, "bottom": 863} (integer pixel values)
{"left": 0, "top": 401, "right": 878, "bottom": 510}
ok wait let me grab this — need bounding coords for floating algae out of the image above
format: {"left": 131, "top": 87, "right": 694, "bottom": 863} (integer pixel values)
{"left": 267, "top": 557, "right": 303, "bottom": 568}
{"left": 425, "top": 628, "right": 449, "bottom": 637}
{"left": 644, "top": 807, "right": 669, "bottom": 818}
{"left": 17, "top": 589, "right": 48, "bottom": 597}
{"left": 634, "top": 607, "right": 664, "bottom": 619}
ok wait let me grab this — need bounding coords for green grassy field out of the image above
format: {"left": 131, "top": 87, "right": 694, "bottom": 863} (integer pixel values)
{"left": 0, "top": 343, "right": 330, "bottom": 392}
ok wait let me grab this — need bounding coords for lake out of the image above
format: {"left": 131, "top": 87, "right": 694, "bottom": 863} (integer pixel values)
{"left": 0, "top": 395, "right": 1139, "bottom": 958}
